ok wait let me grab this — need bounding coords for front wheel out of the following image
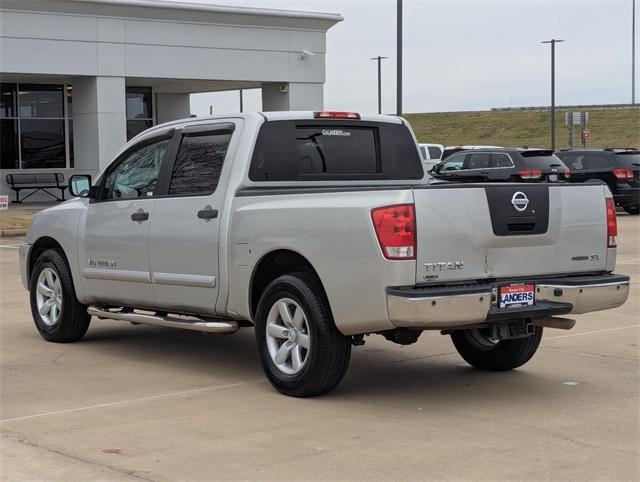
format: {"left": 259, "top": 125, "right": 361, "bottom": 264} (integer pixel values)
{"left": 29, "top": 249, "right": 90, "bottom": 342}
{"left": 623, "top": 203, "right": 640, "bottom": 215}
{"left": 451, "top": 325, "right": 543, "bottom": 371}
{"left": 254, "top": 272, "right": 351, "bottom": 397}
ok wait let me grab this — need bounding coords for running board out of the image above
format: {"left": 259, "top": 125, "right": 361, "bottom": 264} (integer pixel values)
{"left": 87, "top": 306, "right": 239, "bottom": 334}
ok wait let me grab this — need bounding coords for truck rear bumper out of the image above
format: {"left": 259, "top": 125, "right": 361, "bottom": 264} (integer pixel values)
{"left": 387, "top": 273, "right": 630, "bottom": 329}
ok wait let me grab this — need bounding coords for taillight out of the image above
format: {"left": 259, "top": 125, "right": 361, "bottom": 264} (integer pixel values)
{"left": 313, "top": 111, "right": 361, "bottom": 119}
{"left": 613, "top": 168, "right": 633, "bottom": 180}
{"left": 519, "top": 169, "right": 542, "bottom": 180}
{"left": 606, "top": 197, "right": 617, "bottom": 248}
{"left": 371, "top": 204, "right": 416, "bottom": 260}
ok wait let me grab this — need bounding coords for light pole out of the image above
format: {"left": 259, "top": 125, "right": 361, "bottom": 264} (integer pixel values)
{"left": 239, "top": 89, "right": 244, "bottom": 113}
{"left": 633, "top": 0, "right": 636, "bottom": 104}
{"left": 397, "top": 0, "right": 403, "bottom": 116}
{"left": 541, "top": 39, "right": 565, "bottom": 150}
{"left": 370, "top": 56, "right": 388, "bottom": 114}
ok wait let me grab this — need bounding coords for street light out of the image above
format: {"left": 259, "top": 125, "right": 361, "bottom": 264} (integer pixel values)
{"left": 541, "top": 39, "right": 565, "bottom": 150}
{"left": 370, "top": 56, "right": 388, "bottom": 114}
{"left": 397, "top": 0, "right": 403, "bottom": 116}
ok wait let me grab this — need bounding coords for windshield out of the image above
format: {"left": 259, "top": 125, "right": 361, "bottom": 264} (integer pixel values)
{"left": 520, "top": 151, "right": 567, "bottom": 170}
{"left": 615, "top": 152, "right": 640, "bottom": 169}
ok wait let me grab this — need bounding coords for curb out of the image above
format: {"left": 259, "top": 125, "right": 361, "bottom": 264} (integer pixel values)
{"left": 0, "top": 229, "right": 28, "bottom": 238}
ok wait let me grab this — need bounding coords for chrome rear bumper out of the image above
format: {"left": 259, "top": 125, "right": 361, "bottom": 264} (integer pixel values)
{"left": 387, "top": 274, "right": 630, "bottom": 330}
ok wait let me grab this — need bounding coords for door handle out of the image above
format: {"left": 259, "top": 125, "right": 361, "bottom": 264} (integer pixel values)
{"left": 131, "top": 209, "right": 149, "bottom": 222}
{"left": 197, "top": 206, "right": 218, "bottom": 220}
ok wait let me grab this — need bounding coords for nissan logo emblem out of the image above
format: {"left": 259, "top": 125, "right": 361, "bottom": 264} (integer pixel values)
{"left": 511, "top": 191, "right": 529, "bottom": 212}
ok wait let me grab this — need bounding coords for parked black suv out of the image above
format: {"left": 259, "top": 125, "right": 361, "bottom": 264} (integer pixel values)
{"left": 556, "top": 149, "right": 640, "bottom": 215}
{"left": 430, "top": 148, "right": 570, "bottom": 183}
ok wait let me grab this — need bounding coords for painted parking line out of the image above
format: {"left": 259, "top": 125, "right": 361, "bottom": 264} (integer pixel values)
{"left": 0, "top": 379, "right": 265, "bottom": 424}
{"left": 545, "top": 324, "right": 640, "bottom": 340}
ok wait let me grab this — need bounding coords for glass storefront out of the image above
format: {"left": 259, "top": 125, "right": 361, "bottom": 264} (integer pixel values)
{"left": 0, "top": 83, "right": 72, "bottom": 170}
{"left": 126, "top": 86, "right": 154, "bottom": 140}
{"left": 0, "top": 83, "right": 154, "bottom": 169}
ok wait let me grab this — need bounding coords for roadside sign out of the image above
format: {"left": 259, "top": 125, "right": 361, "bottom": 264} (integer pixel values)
{"left": 565, "top": 112, "right": 589, "bottom": 126}
{"left": 0, "top": 194, "right": 8, "bottom": 210}
{"left": 582, "top": 129, "right": 591, "bottom": 138}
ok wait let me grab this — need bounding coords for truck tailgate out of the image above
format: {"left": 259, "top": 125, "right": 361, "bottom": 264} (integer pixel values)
{"left": 413, "top": 183, "right": 608, "bottom": 284}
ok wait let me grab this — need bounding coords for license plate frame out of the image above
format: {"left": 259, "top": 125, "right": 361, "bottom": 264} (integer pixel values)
{"left": 498, "top": 283, "right": 535, "bottom": 309}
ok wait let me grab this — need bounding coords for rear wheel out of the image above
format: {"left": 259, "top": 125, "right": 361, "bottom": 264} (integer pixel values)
{"left": 29, "top": 249, "right": 90, "bottom": 342}
{"left": 255, "top": 272, "right": 351, "bottom": 397}
{"left": 451, "top": 325, "right": 543, "bottom": 371}
{"left": 623, "top": 203, "right": 639, "bottom": 215}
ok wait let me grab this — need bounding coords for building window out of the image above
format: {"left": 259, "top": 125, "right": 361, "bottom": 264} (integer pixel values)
{"left": 0, "top": 82, "right": 73, "bottom": 170}
{"left": 126, "top": 86, "right": 154, "bottom": 140}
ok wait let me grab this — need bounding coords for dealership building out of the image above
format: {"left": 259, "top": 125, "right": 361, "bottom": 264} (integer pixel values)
{"left": 0, "top": 0, "right": 341, "bottom": 200}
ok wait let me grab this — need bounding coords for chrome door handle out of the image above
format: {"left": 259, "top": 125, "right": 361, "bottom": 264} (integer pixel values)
{"left": 131, "top": 210, "right": 149, "bottom": 222}
{"left": 197, "top": 206, "right": 218, "bottom": 220}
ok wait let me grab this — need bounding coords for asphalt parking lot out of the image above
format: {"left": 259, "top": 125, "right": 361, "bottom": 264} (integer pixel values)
{"left": 1, "top": 215, "right": 638, "bottom": 481}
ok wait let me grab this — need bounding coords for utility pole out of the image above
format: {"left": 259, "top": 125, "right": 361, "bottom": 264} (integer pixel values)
{"left": 633, "top": 0, "right": 636, "bottom": 104}
{"left": 370, "top": 56, "right": 388, "bottom": 114}
{"left": 541, "top": 39, "right": 565, "bottom": 150}
{"left": 396, "top": 0, "right": 403, "bottom": 116}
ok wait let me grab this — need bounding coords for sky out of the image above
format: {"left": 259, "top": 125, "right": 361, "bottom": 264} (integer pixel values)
{"left": 182, "top": 0, "right": 637, "bottom": 115}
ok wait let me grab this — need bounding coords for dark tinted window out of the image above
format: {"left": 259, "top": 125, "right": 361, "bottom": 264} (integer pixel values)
{"left": 615, "top": 152, "right": 640, "bottom": 168}
{"left": 127, "top": 119, "right": 153, "bottom": 140}
{"left": 169, "top": 131, "right": 232, "bottom": 195}
{"left": 20, "top": 119, "right": 65, "bottom": 168}
{"left": 419, "top": 146, "right": 427, "bottom": 160}
{"left": 467, "top": 152, "right": 491, "bottom": 169}
{"left": 557, "top": 152, "right": 612, "bottom": 170}
{"left": 18, "top": 84, "right": 64, "bottom": 118}
{"left": 102, "top": 139, "right": 168, "bottom": 200}
{"left": 0, "top": 119, "right": 18, "bottom": 169}
{"left": 249, "top": 121, "right": 423, "bottom": 181}
{"left": 519, "top": 151, "right": 566, "bottom": 169}
{"left": 492, "top": 153, "right": 513, "bottom": 168}
{"left": 126, "top": 87, "right": 152, "bottom": 119}
{"left": 427, "top": 146, "right": 442, "bottom": 160}
{"left": 1, "top": 83, "right": 16, "bottom": 117}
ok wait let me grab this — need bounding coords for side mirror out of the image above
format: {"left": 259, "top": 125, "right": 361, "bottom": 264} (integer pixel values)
{"left": 69, "top": 175, "right": 93, "bottom": 198}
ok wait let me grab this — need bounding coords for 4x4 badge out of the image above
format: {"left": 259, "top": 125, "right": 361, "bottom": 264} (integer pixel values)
{"left": 511, "top": 191, "right": 529, "bottom": 212}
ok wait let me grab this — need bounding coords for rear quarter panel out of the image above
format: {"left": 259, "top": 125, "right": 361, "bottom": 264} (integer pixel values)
{"left": 227, "top": 189, "right": 417, "bottom": 335}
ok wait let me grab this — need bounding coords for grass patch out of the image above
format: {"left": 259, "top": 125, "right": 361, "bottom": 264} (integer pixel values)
{"left": 405, "top": 107, "right": 640, "bottom": 149}
{"left": 0, "top": 212, "right": 33, "bottom": 231}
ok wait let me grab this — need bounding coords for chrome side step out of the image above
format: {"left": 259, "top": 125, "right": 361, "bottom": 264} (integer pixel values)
{"left": 87, "top": 306, "right": 239, "bottom": 334}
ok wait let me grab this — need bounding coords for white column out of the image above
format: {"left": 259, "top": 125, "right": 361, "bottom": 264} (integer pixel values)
{"left": 261, "top": 82, "right": 324, "bottom": 111}
{"left": 73, "top": 76, "right": 127, "bottom": 172}
{"left": 156, "top": 93, "right": 191, "bottom": 124}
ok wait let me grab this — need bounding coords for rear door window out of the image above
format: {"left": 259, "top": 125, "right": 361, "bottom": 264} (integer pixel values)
{"left": 491, "top": 153, "right": 513, "bottom": 168}
{"left": 467, "top": 153, "right": 491, "bottom": 169}
{"left": 168, "top": 130, "right": 232, "bottom": 195}
{"left": 249, "top": 120, "right": 423, "bottom": 181}
{"left": 427, "top": 146, "right": 442, "bottom": 160}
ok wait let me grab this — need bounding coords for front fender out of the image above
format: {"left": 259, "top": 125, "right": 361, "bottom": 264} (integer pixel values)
{"left": 26, "top": 199, "right": 86, "bottom": 302}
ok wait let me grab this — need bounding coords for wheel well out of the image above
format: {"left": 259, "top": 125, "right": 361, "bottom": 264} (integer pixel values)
{"left": 28, "top": 237, "right": 67, "bottom": 284}
{"left": 250, "top": 250, "right": 323, "bottom": 319}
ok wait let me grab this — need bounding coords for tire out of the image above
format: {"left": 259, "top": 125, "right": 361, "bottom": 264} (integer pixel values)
{"left": 29, "top": 249, "right": 90, "bottom": 343}
{"left": 254, "top": 272, "right": 351, "bottom": 397}
{"left": 623, "top": 203, "right": 640, "bottom": 215}
{"left": 451, "top": 324, "right": 543, "bottom": 371}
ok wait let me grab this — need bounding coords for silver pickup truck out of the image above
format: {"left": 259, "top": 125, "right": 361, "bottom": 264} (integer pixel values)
{"left": 19, "top": 111, "right": 630, "bottom": 397}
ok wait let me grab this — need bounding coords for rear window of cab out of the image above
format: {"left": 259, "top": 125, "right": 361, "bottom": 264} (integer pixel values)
{"left": 249, "top": 120, "right": 424, "bottom": 181}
